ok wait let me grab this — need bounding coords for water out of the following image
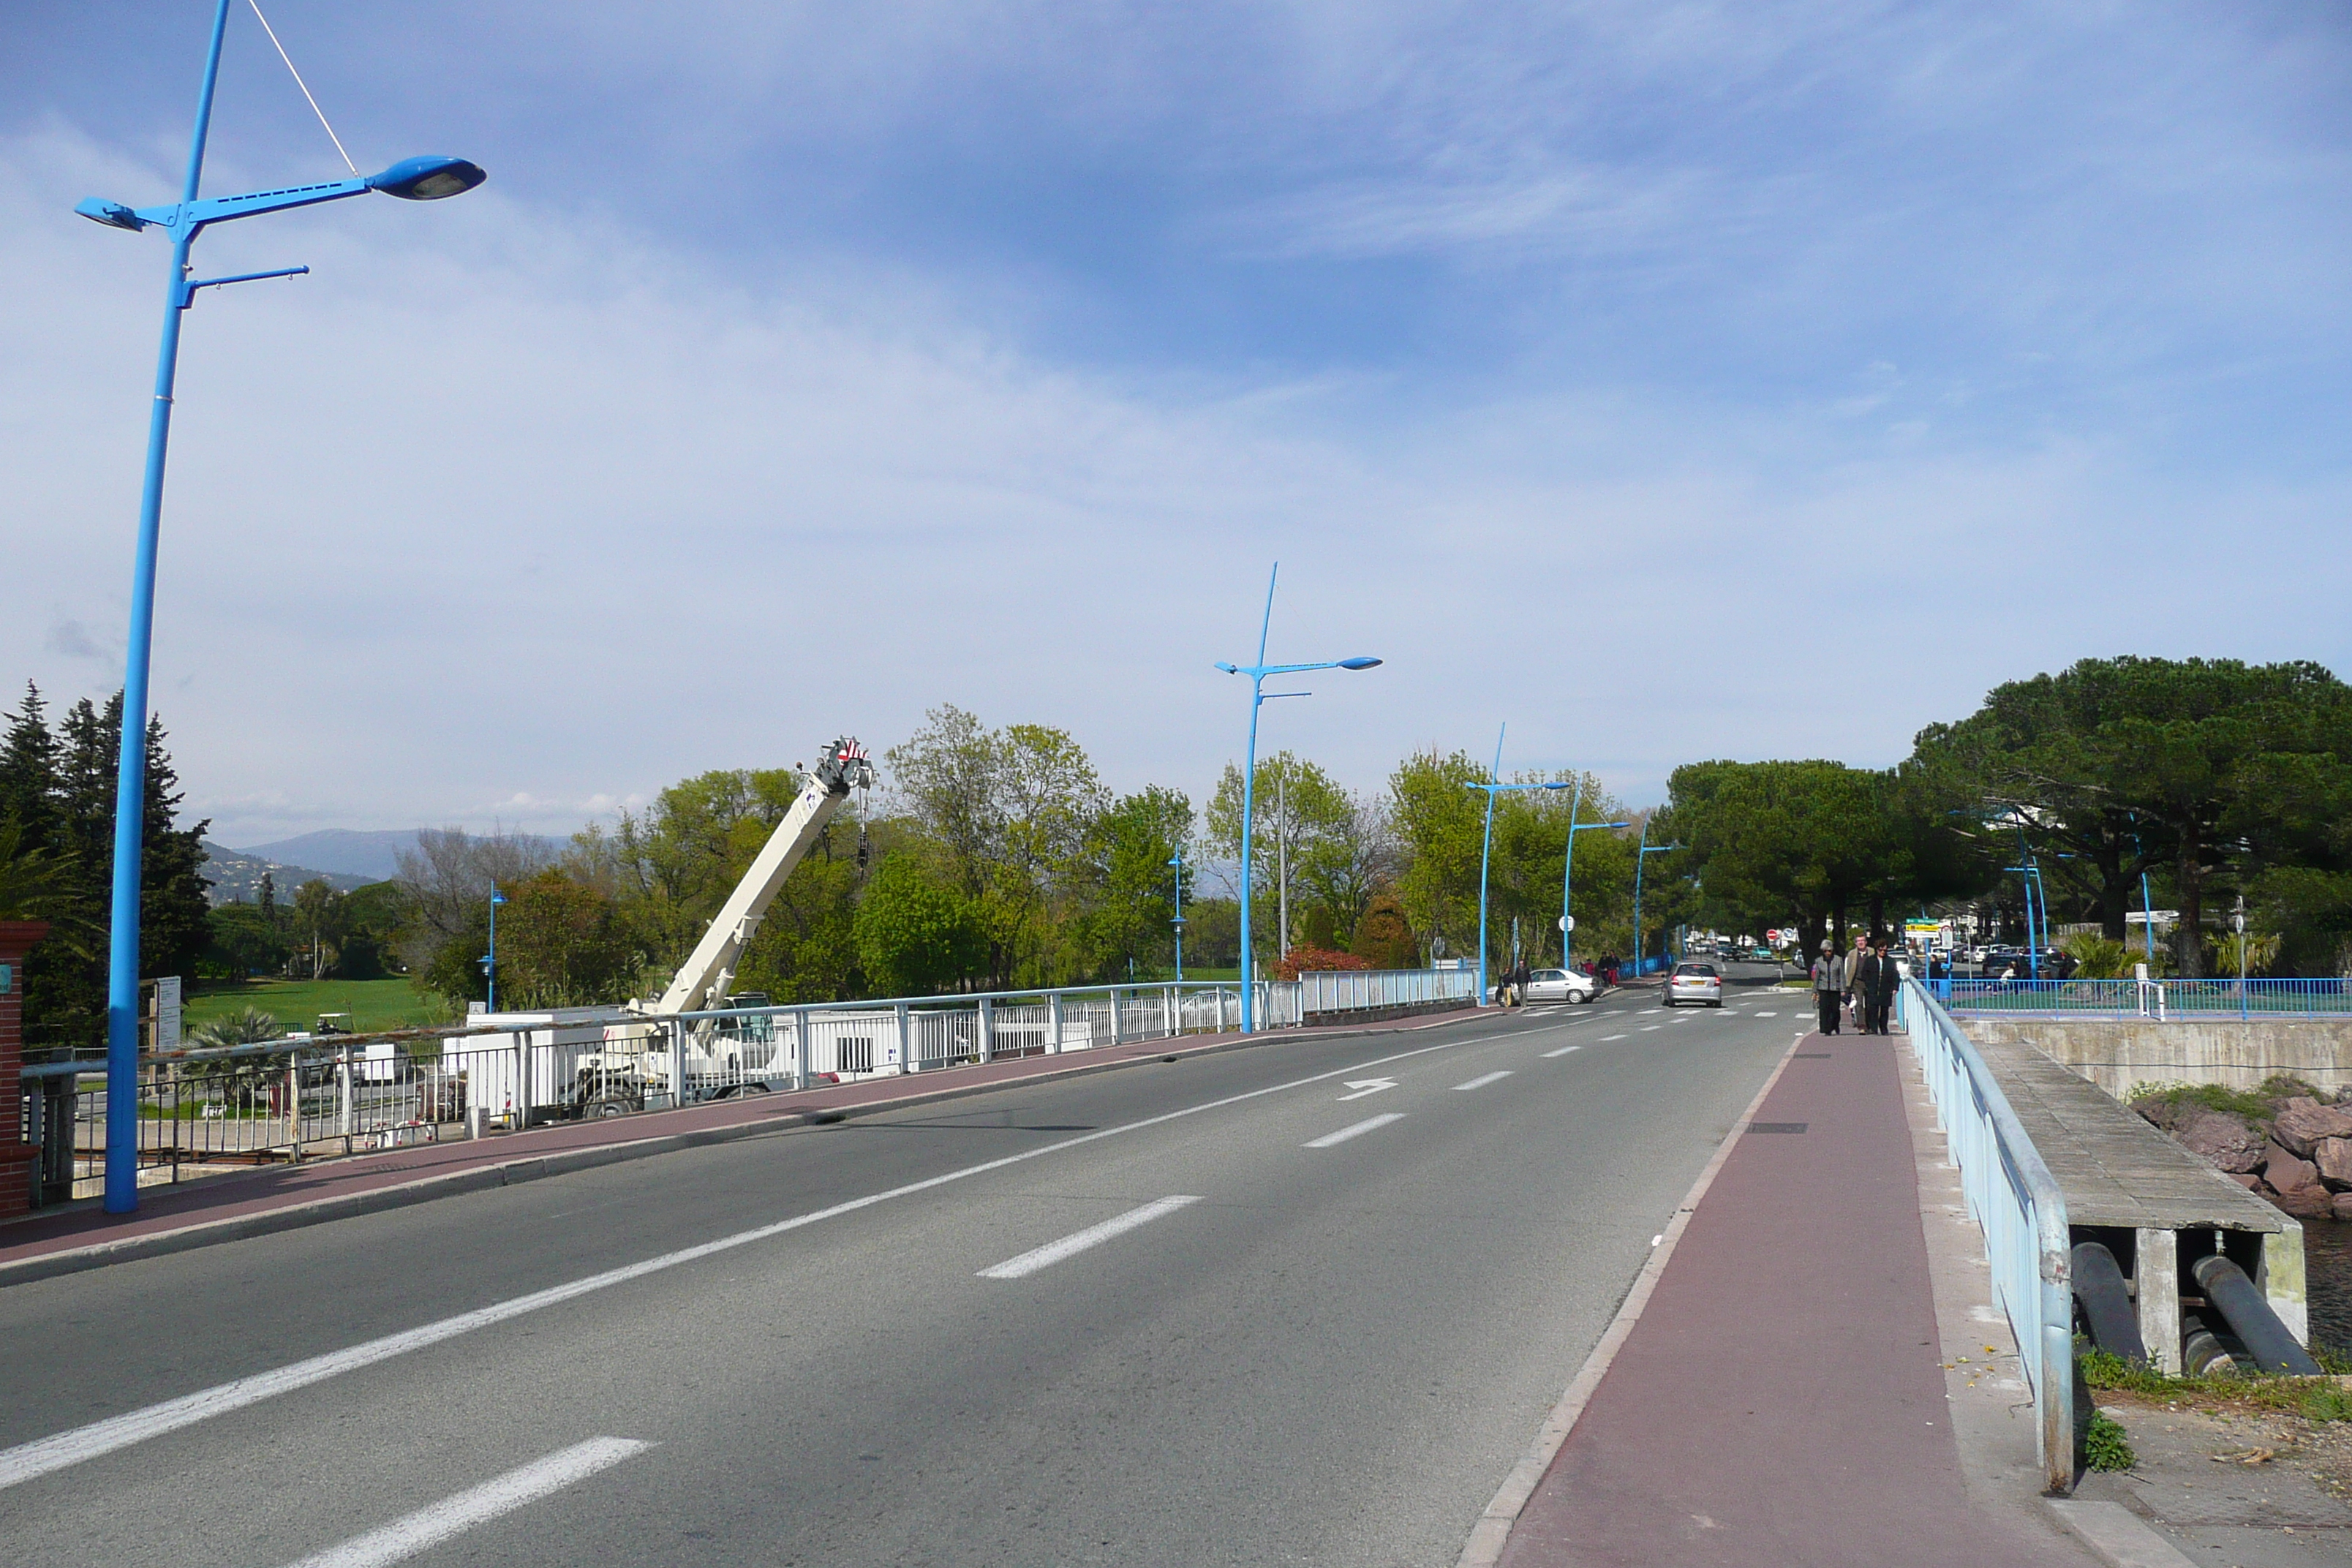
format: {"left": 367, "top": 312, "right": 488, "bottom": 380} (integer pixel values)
{"left": 2306, "top": 1218, "right": 2352, "bottom": 1357}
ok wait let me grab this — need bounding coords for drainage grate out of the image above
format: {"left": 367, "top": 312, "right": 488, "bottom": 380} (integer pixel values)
{"left": 1748, "top": 1121, "right": 1809, "bottom": 1134}
{"left": 1792, "top": 1052, "right": 1831, "bottom": 1058}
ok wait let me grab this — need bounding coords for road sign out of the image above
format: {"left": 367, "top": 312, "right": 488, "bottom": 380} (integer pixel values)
{"left": 1557, "top": 916, "right": 1575, "bottom": 932}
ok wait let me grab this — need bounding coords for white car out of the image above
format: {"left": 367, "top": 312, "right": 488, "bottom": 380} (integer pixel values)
{"left": 1662, "top": 962, "right": 1724, "bottom": 1007}
{"left": 1523, "top": 967, "right": 1598, "bottom": 1004}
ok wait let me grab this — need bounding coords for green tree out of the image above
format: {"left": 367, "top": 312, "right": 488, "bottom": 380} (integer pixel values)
{"left": 495, "top": 869, "right": 639, "bottom": 1008}
{"left": 1068, "top": 785, "right": 1192, "bottom": 980}
{"left": 1206, "top": 753, "right": 1391, "bottom": 951}
{"left": 200, "top": 902, "right": 290, "bottom": 980}
{"left": 853, "top": 852, "right": 987, "bottom": 997}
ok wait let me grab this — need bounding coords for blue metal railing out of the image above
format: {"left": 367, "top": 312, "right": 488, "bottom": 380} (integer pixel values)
{"left": 1932, "top": 976, "right": 2352, "bottom": 1020}
{"left": 1899, "top": 979, "right": 2074, "bottom": 1493}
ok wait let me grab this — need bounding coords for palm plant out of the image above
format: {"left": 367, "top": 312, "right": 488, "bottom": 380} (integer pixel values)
{"left": 2056, "top": 932, "right": 2133, "bottom": 979}
{"left": 2211, "top": 930, "right": 2282, "bottom": 979}
{"left": 186, "top": 1007, "right": 283, "bottom": 1049}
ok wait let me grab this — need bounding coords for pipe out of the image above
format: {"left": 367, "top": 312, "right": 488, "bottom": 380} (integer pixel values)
{"left": 2069, "top": 1243, "right": 2147, "bottom": 1362}
{"left": 2179, "top": 1314, "right": 2236, "bottom": 1377}
{"left": 2190, "top": 1253, "right": 2322, "bottom": 1375}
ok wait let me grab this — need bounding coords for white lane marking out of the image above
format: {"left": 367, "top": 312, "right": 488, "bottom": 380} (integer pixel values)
{"left": 0, "top": 1023, "right": 1549, "bottom": 1490}
{"left": 1601, "top": 1034, "right": 1627, "bottom": 1041}
{"left": 1337, "top": 1077, "right": 1398, "bottom": 1101}
{"left": 1305, "top": 1112, "right": 1407, "bottom": 1148}
{"left": 1453, "top": 1071, "right": 1515, "bottom": 1091}
{"left": 279, "top": 1437, "right": 651, "bottom": 1568}
{"left": 1640, "top": 1025, "right": 1662, "bottom": 1032}
{"left": 1755, "top": 1011, "right": 1779, "bottom": 1017}
{"left": 976, "top": 1195, "right": 1201, "bottom": 1280}
{"left": 1541, "top": 1045, "right": 1581, "bottom": 1058}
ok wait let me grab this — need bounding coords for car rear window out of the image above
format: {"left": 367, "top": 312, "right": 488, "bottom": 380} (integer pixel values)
{"left": 1674, "top": 963, "right": 1717, "bottom": 976}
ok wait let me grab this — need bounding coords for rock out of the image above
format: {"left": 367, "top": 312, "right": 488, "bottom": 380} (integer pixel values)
{"left": 2176, "top": 1108, "right": 2266, "bottom": 1173}
{"left": 2335, "top": 1191, "right": 2352, "bottom": 1222}
{"left": 2263, "top": 1141, "right": 2319, "bottom": 1193}
{"left": 2271, "top": 1098, "right": 2352, "bottom": 1158}
{"left": 2272, "top": 1183, "right": 2337, "bottom": 1221}
{"left": 2229, "top": 1173, "right": 2264, "bottom": 1189}
{"left": 2316, "top": 1136, "right": 2352, "bottom": 1190}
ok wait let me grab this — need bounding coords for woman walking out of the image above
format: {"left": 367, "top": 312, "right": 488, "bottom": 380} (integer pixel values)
{"left": 1812, "top": 941, "right": 1845, "bottom": 1035}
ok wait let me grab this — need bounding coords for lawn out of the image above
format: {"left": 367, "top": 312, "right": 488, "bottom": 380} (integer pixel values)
{"left": 183, "top": 977, "right": 448, "bottom": 1036}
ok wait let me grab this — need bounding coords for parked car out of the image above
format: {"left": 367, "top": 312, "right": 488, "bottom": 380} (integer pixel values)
{"left": 1662, "top": 961, "right": 1724, "bottom": 1007}
{"left": 1523, "top": 967, "right": 1597, "bottom": 1004}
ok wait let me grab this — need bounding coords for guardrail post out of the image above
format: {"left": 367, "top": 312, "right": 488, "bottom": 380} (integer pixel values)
{"left": 286, "top": 1051, "right": 304, "bottom": 1162}
{"left": 894, "top": 1001, "right": 913, "bottom": 1073}
{"left": 1107, "top": 987, "right": 1123, "bottom": 1047}
{"left": 978, "top": 996, "right": 994, "bottom": 1064}
{"left": 794, "top": 1008, "right": 812, "bottom": 1089}
{"left": 511, "top": 1035, "right": 527, "bottom": 1130}
{"left": 338, "top": 1041, "right": 355, "bottom": 1153}
{"left": 1048, "top": 992, "right": 1064, "bottom": 1055}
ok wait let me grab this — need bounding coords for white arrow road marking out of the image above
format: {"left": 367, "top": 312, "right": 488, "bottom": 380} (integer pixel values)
{"left": 1453, "top": 1071, "right": 1515, "bottom": 1091}
{"left": 1304, "top": 1112, "right": 1406, "bottom": 1148}
{"left": 977, "top": 1195, "right": 1202, "bottom": 1280}
{"left": 1541, "top": 1044, "right": 1581, "bottom": 1058}
{"left": 279, "top": 1438, "right": 652, "bottom": 1568}
{"left": 1337, "top": 1078, "right": 1398, "bottom": 1101}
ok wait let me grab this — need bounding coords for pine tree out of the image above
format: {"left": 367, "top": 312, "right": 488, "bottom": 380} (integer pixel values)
{"left": 0, "top": 683, "right": 60, "bottom": 851}
{"left": 140, "top": 712, "right": 213, "bottom": 982}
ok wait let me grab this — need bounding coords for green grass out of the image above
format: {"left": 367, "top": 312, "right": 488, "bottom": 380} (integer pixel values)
{"left": 2082, "top": 1410, "right": 2136, "bottom": 1471}
{"left": 2081, "top": 1346, "right": 2352, "bottom": 1423}
{"left": 184, "top": 978, "right": 448, "bottom": 1036}
{"left": 2125, "top": 1076, "right": 2329, "bottom": 1123}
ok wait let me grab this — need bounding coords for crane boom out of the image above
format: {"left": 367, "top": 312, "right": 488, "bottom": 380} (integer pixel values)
{"left": 646, "top": 737, "right": 874, "bottom": 1017}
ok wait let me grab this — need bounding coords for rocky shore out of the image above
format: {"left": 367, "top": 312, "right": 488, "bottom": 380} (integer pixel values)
{"left": 2136, "top": 1080, "right": 2352, "bottom": 1222}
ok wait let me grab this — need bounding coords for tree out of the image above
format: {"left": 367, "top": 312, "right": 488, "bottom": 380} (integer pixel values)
{"left": 853, "top": 852, "right": 987, "bottom": 997}
{"left": 395, "top": 826, "right": 557, "bottom": 1000}
{"left": 1068, "top": 785, "right": 1192, "bottom": 981}
{"left": 1349, "top": 892, "right": 1417, "bottom": 968}
{"left": 494, "top": 869, "right": 639, "bottom": 1009}
{"left": 1206, "top": 753, "right": 1392, "bottom": 951}
{"left": 200, "top": 902, "right": 290, "bottom": 981}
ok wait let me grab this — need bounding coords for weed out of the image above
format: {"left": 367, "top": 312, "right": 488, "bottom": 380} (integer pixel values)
{"left": 2084, "top": 1410, "right": 2137, "bottom": 1471}
{"left": 2301, "top": 1383, "right": 2352, "bottom": 1423}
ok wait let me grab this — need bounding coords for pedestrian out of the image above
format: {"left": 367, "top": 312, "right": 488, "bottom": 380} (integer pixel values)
{"left": 1812, "top": 940, "right": 1844, "bottom": 1035}
{"left": 1866, "top": 938, "right": 1899, "bottom": 1033}
{"left": 1845, "top": 931, "right": 1872, "bottom": 1030}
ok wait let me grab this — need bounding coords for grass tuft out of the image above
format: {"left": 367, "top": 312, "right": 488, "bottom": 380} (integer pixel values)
{"left": 2083, "top": 1410, "right": 2137, "bottom": 1471}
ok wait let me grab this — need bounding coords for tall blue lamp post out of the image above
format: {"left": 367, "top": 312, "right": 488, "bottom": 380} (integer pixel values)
{"left": 1632, "top": 823, "right": 1680, "bottom": 978}
{"left": 1555, "top": 775, "right": 1627, "bottom": 969}
{"left": 78, "top": 0, "right": 484, "bottom": 1212}
{"left": 1216, "top": 564, "right": 1381, "bottom": 1033}
{"left": 480, "top": 888, "right": 508, "bottom": 1012}
{"left": 1461, "top": 725, "right": 1570, "bottom": 1006}
{"left": 1168, "top": 849, "right": 1187, "bottom": 982}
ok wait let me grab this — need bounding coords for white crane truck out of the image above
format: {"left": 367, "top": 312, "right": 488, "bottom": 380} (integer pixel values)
{"left": 566, "top": 736, "right": 875, "bottom": 1115}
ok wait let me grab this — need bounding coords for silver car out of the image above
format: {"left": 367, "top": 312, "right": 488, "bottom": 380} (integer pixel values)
{"left": 1662, "top": 962, "right": 1723, "bottom": 1007}
{"left": 1523, "top": 967, "right": 1598, "bottom": 1004}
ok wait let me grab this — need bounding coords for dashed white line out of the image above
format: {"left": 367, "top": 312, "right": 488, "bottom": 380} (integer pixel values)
{"left": 1305, "top": 1112, "right": 1407, "bottom": 1148}
{"left": 1454, "top": 1070, "right": 1515, "bottom": 1091}
{"left": 1541, "top": 1044, "right": 1581, "bottom": 1058}
{"left": 977, "top": 1194, "right": 1202, "bottom": 1280}
{"left": 1602, "top": 1033, "right": 1627, "bottom": 1041}
{"left": 1640, "top": 1025, "right": 1662, "bottom": 1032}
{"left": 279, "top": 1437, "right": 652, "bottom": 1568}
{"left": 1755, "top": 1011, "right": 1779, "bottom": 1017}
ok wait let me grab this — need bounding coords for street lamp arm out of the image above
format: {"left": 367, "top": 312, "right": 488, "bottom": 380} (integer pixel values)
{"left": 91, "top": 157, "right": 486, "bottom": 239}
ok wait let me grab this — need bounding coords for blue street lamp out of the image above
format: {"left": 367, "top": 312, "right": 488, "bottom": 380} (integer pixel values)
{"left": 1632, "top": 821, "right": 1681, "bottom": 978}
{"left": 1461, "top": 724, "right": 1571, "bottom": 1006}
{"left": 1556, "top": 774, "right": 1627, "bottom": 970}
{"left": 480, "top": 887, "right": 507, "bottom": 1012}
{"left": 79, "top": 0, "right": 484, "bottom": 1213}
{"left": 1216, "top": 563, "right": 1381, "bottom": 1033}
{"left": 1168, "top": 848, "right": 1187, "bottom": 982}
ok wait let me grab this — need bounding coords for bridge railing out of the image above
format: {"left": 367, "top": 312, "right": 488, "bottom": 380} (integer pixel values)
{"left": 1934, "top": 976, "right": 2352, "bottom": 1020}
{"left": 18, "top": 969, "right": 1471, "bottom": 1205}
{"left": 1900, "top": 977, "right": 2074, "bottom": 1493}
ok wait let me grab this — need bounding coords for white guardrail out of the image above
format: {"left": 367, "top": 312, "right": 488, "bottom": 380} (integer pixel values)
{"left": 1900, "top": 977, "right": 2074, "bottom": 1492}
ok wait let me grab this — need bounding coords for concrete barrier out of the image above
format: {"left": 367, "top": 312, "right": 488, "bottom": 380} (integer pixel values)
{"left": 1958, "top": 1017, "right": 2352, "bottom": 1098}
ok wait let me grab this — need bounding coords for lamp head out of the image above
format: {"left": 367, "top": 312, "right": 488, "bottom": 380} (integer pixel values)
{"left": 1214, "top": 661, "right": 1240, "bottom": 674}
{"left": 75, "top": 197, "right": 146, "bottom": 231}
{"left": 491, "top": 889, "right": 508, "bottom": 906}
{"left": 367, "top": 155, "right": 488, "bottom": 201}
{"left": 1338, "top": 656, "right": 1382, "bottom": 670}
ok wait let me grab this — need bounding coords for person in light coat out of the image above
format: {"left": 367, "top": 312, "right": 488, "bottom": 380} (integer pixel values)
{"left": 1812, "top": 941, "right": 1845, "bottom": 1036}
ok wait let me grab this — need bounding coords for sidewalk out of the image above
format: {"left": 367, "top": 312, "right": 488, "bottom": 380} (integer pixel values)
{"left": 0, "top": 1006, "right": 1480, "bottom": 1286}
{"left": 1489, "top": 1028, "right": 2096, "bottom": 1568}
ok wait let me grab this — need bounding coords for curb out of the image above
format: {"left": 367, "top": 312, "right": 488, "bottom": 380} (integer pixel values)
{"left": 1452, "top": 1028, "right": 1808, "bottom": 1568}
{"left": 2045, "top": 1500, "right": 2200, "bottom": 1568}
{"left": 0, "top": 1009, "right": 1481, "bottom": 1291}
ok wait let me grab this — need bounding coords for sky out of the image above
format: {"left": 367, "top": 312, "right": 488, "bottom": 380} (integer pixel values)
{"left": 3, "top": 1, "right": 2347, "bottom": 848}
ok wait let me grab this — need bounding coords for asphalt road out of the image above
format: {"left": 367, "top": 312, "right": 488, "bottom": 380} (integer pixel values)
{"left": 0, "top": 968, "right": 1809, "bottom": 1568}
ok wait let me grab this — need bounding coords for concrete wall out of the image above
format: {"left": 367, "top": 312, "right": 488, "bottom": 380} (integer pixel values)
{"left": 1959, "top": 1017, "right": 2352, "bottom": 1098}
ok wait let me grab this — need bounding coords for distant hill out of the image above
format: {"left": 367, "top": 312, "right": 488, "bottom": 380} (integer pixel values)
{"left": 200, "top": 841, "right": 376, "bottom": 906}
{"left": 235, "top": 829, "right": 423, "bottom": 882}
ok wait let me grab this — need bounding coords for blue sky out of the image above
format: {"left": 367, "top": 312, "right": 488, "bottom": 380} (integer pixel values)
{"left": 3, "top": 1, "right": 2347, "bottom": 845}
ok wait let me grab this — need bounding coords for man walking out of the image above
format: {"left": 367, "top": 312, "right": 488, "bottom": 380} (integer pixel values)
{"left": 1812, "top": 941, "right": 1844, "bottom": 1036}
{"left": 1845, "top": 931, "right": 1872, "bottom": 1031}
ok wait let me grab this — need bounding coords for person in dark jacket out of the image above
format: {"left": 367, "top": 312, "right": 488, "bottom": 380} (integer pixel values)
{"left": 1863, "top": 939, "right": 1899, "bottom": 1033}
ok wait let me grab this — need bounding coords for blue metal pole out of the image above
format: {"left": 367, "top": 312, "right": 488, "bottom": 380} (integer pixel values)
{"left": 1558, "top": 775, "right": 1581, "bottom": 966}
{"left": 2141, "top": 871, "right": 2155, "bottom": 963}
{"left": 1237, "top": 565, "right": 1275, "bottom": 1033}
{"left": 104, "top": 0, "right": 234, "bottom": 1215}
{"left": 486, "top": 891, "right": 500, "bottom": 1013}
{"left": 1476, "top": 724, "right": 1504, "bottom": 1007}
{"left": 1632, "top": 817, "right": 1650, "bottom": 976}
{"left": 1169, "top": 849, "right": 1185, "bottom": 982}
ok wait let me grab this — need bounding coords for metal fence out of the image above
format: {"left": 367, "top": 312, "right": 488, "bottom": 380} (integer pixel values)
{"left": 1899, "top": 977, "right": 2073, "bottom": 1492}
{"left": 1934, "top": 976, "right": 2352, "bottom": 1020}
{"left": 18, "top": 970, "right": 1479, "bottom": 1205}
